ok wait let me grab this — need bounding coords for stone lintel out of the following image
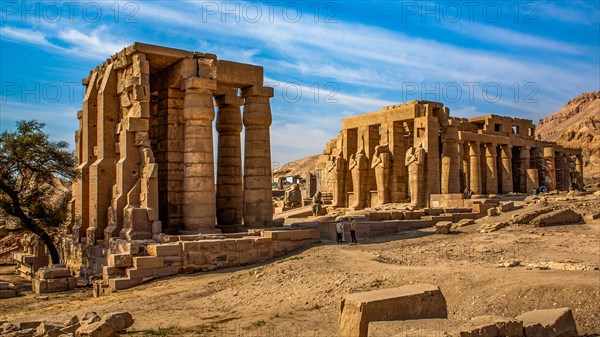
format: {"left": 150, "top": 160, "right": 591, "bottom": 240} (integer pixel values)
{"left": 241, "top": 85, "right": 274, "bottom": 98}
{"left": 181, "top": 77, "right": 217, "bottom": 92}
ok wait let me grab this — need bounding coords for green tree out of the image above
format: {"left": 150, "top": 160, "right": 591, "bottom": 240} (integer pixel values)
{"left": 0, "top": 120, "right": 78, "bottom": 264}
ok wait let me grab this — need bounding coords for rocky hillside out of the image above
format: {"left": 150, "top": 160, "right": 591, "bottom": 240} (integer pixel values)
{"left": 536, "top": 91, "right": 600, "bottom": 178}
{"left": 272, "top": 154, "right": 320, "bottom": 180}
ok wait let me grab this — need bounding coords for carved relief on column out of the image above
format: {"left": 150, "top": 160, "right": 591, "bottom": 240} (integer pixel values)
{"left": 500, "top": 144, "right": 513, "bottom": 194}
{"left": 326, "top": 149, "right": 346, "bottom": 207}
{"left": 519, "top": 146, "right": 531, "bottom": 193}
{"left": 543, "top": 147, "right": 556, "bottom": 190}
{"left": 441, "top": 126, "right": 460, "bottom": 194}
{"left": 371, "top": 144, "right": 393, "bottom": 205}
{"left": 180, "top": 77, "right": 217, "bottom": 232}
{"left": 485, "top": 144, "right": 498, "bottom": 194}
{"left": 241, "top": 85, "right": 274, "bottom": 228}
{"left": 349, "top": 148, "right": 369, "bottom": 209}
{"left": 215, "top": 86, "right": 244, "bottom": 226}
{"left": 405, "top": 144, "right": 426, "bottom": 208}
{"left": 469, "top": 142, "right": 482, "bottom": 194}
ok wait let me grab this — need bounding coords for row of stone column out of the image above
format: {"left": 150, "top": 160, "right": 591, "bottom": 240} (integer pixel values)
{"left": 466, "top": 142, "right": 514, "bottom": 195}
{"left": 181, "top": 78, "right": 273, "bottom": 231}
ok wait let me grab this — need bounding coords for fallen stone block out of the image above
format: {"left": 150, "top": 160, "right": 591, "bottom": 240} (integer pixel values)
{"left": 36, "top": 322, "right": 62, "bottom": 337}
{"left": 499, "top": 201, "right": 515, "bottom": 212}
{"left": 460, "top": 315, "right": 523, "bottom": 337}
{"left": 75, "top": 321, "right": 116, "bottom": 337}
{"left": 338, "top": 284, "right": 447, "bottom": 337}
{"left": 19, "top": 321, "right": 43, "bottom": 330}
{"left": 516, "top": 307, "right": 578, "bottom": 337}
{"left": 102, "top": 312, "right": 134, "bottom": 332}
{"left": 530, "top": 209, "right": 583, "bottom": 227}
{"left": 81, "top": 312, "right": 101, "bottom": 325}
{"left": 435, "top": 221, "right": 452, "bottom": 234}
{"left": 487, "top": 208, "right": 499, "bottom": 217}
{"left": 108, "top": 277, "right": 143, "bottom": 290}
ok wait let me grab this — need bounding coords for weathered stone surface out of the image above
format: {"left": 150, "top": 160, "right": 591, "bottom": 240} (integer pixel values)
{"left": 0, "top": 289, "right": 17, "bottom": 298}
{"left": 102, "top": 312, "right": 134, "bottom": 332}
{"left": 516, "top": 307, "right": 578, "bottom": 337}
{"left": 338, "top": 284, "right": 447, "bottom": 337}
{"left": 75, "top": 321, "right": 116, "bottom": 337}
{"left": 435, "top": 221, "right": 452, "bottom": 234}
{"left": 81, "top": 312, "right": 101, "bottom": 325}
{"left": 368, "top": 319, "right": 456, "bottom": 337}
{"left": 460, "top": 315, "right": 523, "bottom": 337}
{"left": 37, "top": 265, "right": 70, "bottom": 279}
{"left": 530, "top": 209, "right": 583, "bottom": 227}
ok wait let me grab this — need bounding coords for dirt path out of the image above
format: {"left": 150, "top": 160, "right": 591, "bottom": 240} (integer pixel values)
{"left": 1, "top": 199, "right": 599, "bottom": 336}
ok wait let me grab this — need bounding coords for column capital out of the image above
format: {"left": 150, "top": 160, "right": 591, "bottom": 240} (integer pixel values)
{"left": 241, "top": 85, "right": 274, "bottom": 98}
{"left": 215, "top": 94, "right": 244, "bottom": 107}
{"left": 181, "top": 77, "right": 217, "bottom": 92}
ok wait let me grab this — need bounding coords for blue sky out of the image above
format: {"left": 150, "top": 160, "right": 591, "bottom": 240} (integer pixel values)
{"left": 1, "top": 1, "right": 599, "bottom": 166}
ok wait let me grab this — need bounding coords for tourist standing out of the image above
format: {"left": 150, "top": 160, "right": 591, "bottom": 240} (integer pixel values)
{"left": 350, "top": 217, "right": 357, "bottom": 244}
{"left": 336, "top": 220, "right": 343, "bottom": 244}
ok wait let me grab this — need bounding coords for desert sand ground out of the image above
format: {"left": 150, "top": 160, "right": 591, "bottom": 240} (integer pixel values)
{"left": 1, "top": 196, "right": 599, "bottom": 336}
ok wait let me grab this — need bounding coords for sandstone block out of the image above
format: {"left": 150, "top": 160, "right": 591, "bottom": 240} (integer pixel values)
{"left": 487, "top": 207, "right": 499, "bottom": 217}
{"left": 460, "top": 315, "right": 523, "bottom": 337}
{"left": 338, "top": 284, "right": 447, "bottom": 337}
{"left": 37, "top": 265, "right": 70, "bottom": 279}
{"left": 147, "top": 243, "right": 181, "bottom": 257}
{"left": 126, "top": 267, "right": 157, "bottom": 279}
{"left": 0, "top": 289, "right": 17, "bottom": 298}
{"left": 32, "top": 278, "right": 47, "bottom": 294}
{"left": 75, "top": 321, "right": 116, "bottom": 337}
{"left": 46, "top": 278, "right": 69, "bottom": 293}
{"left": 369, "top": 212, "right": 391, "bottom": 221}
{"left": 36, "top": 322, "right": 61, "bottom": 337}
{"left": 368, "top": 319, "right": 456, "bottom": 337}
{"left": 499, "top": 201, "right": 514, "bottom": 212}
{"left": 102, "top": 312, "right": 134, "bottom": 332}
{"left": 108, "top": 254, "right": 133, "bottom": 268}
{"left": 133, "top": 256, "right": 164, "bottom": 269}
{"left": 108, "top": 277, "right": 143, "bottom": 290}
{"left": 516, "top": 307, "right": 578, "bottom": 337}
{"left": 19, "top": 321, "right": 42, "bottom": 330}
{"left": 82, "top": 312, "right": 101, "bottom": 325}
{"left": 435, "top": 221, "right": 452, "bottom": 234}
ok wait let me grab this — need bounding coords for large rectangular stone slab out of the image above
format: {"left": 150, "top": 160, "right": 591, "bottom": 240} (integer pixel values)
{"left": 338, "top": 284, "right": 447, "bottom": 337}
{"left": 516, "top": 308, "right": 578, "bottom": 337}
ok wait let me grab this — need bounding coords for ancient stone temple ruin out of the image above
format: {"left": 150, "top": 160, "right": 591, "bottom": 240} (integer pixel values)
{"left": 70, "top": 42, "right": 274, "bottom": 243}
{"left": 59, "top": 43, "right": 323, "bottom": 292}
{"left": 319, "top": 101, "right": 584, "bottom": 209}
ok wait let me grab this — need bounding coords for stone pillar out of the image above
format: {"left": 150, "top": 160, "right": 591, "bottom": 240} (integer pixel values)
{"left": 485, "top": 144, "right": 498, "bottom": 195}
{"left": 87, "top": 64, "right": 118, "bottom": 244}
{"left": 181, "top": 77, "right": 217, "bottom": 232}
{"left": 73, "top": 71, "right": 98, "bottom": 242}
{"left": 241, "top": 85, "right": 274, "bottom": 228}
{"left": 520, "top": 147, "right": 531, "bottom": 193}
{"left": 371, "top": 144, "right": 393, "bottom": 205}
{"left": 575, "top": 155, "right": 584, "bottom": 187}
{"left": 469, "top": 142, "right": 482, "bottom": 194}
{"left": 462, "top": 142, "right": 470, "bottom": 193}
{"left": 500, "top": 144, "right": 513, "bottom": 194}
{"left": 441, "top": 126, "right": 460, "bottom": 194}
{"left": 215, "top": 87, "right": 244, "bottom": 227}
{"left": 526, "top": 168, "right": 539, "bottom": 193}
{"left": 543, "top": 147, "right": 556, "bottom": 190}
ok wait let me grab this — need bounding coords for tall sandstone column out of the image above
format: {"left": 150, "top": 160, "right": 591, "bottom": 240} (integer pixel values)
{"left": 485, "top": 144, "right": 498, "bottom": 194}
{"left": 543, "top": 147, "right": 556, "bottom": 190}
{"left": 575, "top": 155, "right": 584, "bottom": 187}
{"left": 215, "top": 87, "right": 244, "bottom": 226}
{"left": 73, "top": 72, "right": 98, "bottom": 242}
{"left": 500, "top": 144, "right": 513, "bottom": 194}
{"left": 469, "top": 142, "right": 482, "bottom": 194}
{"left": 441, "top": 126, "right": 460, "bottom": 194}
{"left": 181, "top": 77, "right": 217, "bottom": 232}
{"left": 87, "top": 64, "right": 118, "bottom": 244}
{"left": 242, "top": 85, "right": 274, "bottom": 228}
{"left": 520, "top": 147, "right": 531, "bottom": 193}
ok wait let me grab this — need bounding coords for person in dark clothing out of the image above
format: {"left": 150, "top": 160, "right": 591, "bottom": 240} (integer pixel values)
{"left": 350, "top": 217, "right": 357, "bottom": 244}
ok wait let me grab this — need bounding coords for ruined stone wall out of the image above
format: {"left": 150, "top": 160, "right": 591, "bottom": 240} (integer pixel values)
{"left": 318, "top": 101, "right": 584, "bottom": 210}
